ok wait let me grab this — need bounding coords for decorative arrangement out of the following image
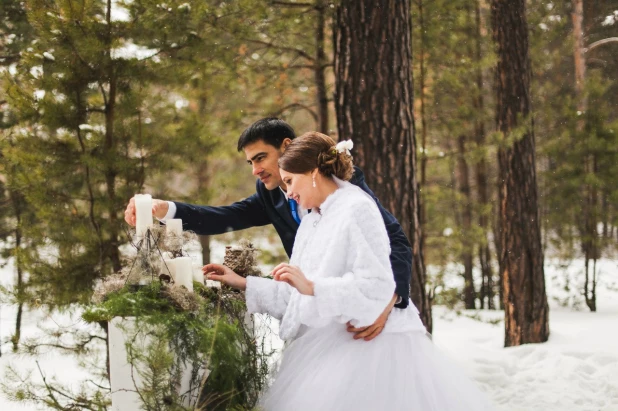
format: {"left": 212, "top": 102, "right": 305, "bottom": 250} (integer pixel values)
{"left": 223, "top": 239, "right": 260, "bottom": 277}
{"left": 83, "top": 195, "right": 271, "bottom": 410}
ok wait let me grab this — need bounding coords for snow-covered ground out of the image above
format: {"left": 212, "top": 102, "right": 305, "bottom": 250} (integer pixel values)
{"left": 1, "top": 247, "right": 617, "bottom": 410}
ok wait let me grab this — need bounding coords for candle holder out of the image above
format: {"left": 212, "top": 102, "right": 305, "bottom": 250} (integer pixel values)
{"left": 124, "top": 226, "right": 167, "bottom": 287}
{"left": 85, "top": 233, "right": 272, "bottom": 411}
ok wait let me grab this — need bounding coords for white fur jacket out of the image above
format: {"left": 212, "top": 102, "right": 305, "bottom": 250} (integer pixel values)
{"left": 245, "top": 178, "right": 398, "bottom": 341}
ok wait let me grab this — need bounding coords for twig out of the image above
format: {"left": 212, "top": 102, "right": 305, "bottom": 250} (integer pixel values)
{"left": 86, "top": 379, "right": 111, "bottom": 391}
{"left": 585, "top": 37, "right": 618, "bottom": 53}
{"left": 270, "top": 103, "right": 318, "bottom": 122}
{"left": 242, "top": 38, "right": 315, "bottom": 62}
{"left": 271, "top": 1, "right": 315, "bottom": 7}
{"left": 35, "top": 361, "right": 63, "bottom": 408}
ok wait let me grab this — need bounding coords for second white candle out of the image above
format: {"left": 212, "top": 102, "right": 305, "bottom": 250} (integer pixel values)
{"left": 172, "top": 257, "right": 193, "bottom": 292}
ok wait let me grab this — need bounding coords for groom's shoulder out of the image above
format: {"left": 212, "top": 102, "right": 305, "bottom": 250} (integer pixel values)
{"left": 349, "top": 165, "right": 365, "bottom": 186}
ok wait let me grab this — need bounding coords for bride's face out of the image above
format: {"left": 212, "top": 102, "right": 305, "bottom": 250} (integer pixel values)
{"left": 280, "top": 168, "right": 317, "bottom": 209}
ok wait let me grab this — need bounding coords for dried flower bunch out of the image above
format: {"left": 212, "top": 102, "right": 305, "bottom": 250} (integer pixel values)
{"left": 92, "top": 273, "right": 127, "bottom": 304}
{"left": 222, "top": 239, "right": 260, "bottom": 277}
{"left": 160, "top": 284, "right": 201, "bottom": 312}
{"left": 91, "top": 271, "right": 201, "bottom": 313}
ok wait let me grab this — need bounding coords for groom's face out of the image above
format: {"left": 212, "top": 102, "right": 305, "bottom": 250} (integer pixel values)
{"left": 244, "top": 139, "right": 290, "bottom": 190}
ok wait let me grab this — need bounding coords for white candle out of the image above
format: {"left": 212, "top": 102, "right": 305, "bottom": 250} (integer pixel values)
{"left": 172, "top": 257, "right": 193, "bottom": 292}
{"left": 134, "top": 194, "right": 153, "bottom": 238}
{"left": 192, "top": 267, "right": 204, "bottom": 285}
{"left": 166, "top": 218, "right": 183, "bottom": 237}
{"left": 160, "top": 258, "right": 175, "bottom": 279}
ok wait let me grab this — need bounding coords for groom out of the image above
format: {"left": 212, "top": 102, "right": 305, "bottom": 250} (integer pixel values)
{"left": 124, "top": 118, "right": 413, "bottom": 341}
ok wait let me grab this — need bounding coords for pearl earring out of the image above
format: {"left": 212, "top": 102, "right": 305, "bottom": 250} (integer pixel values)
{"left": 312, "top": 175, "right": 316, "bottom": 188}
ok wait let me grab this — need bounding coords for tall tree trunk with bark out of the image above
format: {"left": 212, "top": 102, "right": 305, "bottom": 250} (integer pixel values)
{"left": 457, "top": 136, "right": 476, "bottom": 309}
{"left": 491, "top": 0, "right": 549, "bottom": 346}
{"left": 417, "top": 0, "right": 428, "bottom": 250}
{"left": 104, "top": 0, "right": 120, "bottom": 272}
{"left": 196, "top": 82, "right": 212, "bottom": 265}
{"left": 11, "top": 188, "right": 24, "bottom": 352}
{"left": 472, "top": 0, "right": 495, "bottom": 310}
{"left": 572, "top": 0, "right": 587, "bottom": 119}
{"left": 334, "top": 0, "right": 431, "bottom": 330}
{"left": 315, "top": 0, "right": 329, "bottom": 134}
{"left": 572, "top": 0, "right": 597, "bottom": 312}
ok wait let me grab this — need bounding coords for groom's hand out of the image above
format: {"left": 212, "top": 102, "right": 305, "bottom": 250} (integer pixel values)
{"left": 347, "top": 293, "right": 398, "bottom": 341}
{"left": 124, "top": 196, "right": 170, "bottom": 226}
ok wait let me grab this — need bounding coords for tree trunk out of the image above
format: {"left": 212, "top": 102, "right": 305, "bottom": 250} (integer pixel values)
{"left": 572, "top": 0, "right": 587, "bottom": 122}
{"left": 196, "top": 80, "right": 212, "bottom": 266}
{"left": 13, "top": 239, "right": 24, "bottom": 352}
{"left": 457, "top": 136, "right": 476, "bottom": 309}
{"left": 199, "top": 235, "right": 211, "bottom": 266}
{"left": 572, "top": 0, "right": 597, "bottom": 312}
{"left": 334, "top": 0, "right": 431, "bottom": 331}
{"left": 584, "top": 154, "right": 598, "bottom": 312}
{"left": 105, "top": 0, "right": 120, "bottom": 273}
{"left": 315, "top": 0, "right": 329, "bottom": 134}
{"left": 9, "top": 186, "right": 24, "bottom": 351}
{"left": 491, "top": 0, "right": 549, "bottom": 346}
{"left": 601, "top": 191, "right": 608, "bottom": 239}
{"left": 417, "top": 0, "right": 428, "bottom": 253}
{"left": 493, "top": 209, "right": 504, "bottom": 309}
{"left": 473, "top": 0, "right": 495, "bottom": 310}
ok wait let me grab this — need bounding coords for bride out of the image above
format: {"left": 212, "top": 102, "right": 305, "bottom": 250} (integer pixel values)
{"left": 203, "top": 132, "right": 494, "bottom": 410}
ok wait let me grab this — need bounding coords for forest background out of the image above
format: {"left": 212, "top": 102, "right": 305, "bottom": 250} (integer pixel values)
{"left": 0, "top": 0, "right": 617, "bottom": 407}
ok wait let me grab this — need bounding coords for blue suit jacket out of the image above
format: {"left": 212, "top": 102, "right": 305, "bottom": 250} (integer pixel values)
{"left": 173, "top": 166, "right": 412, "bottom": 308}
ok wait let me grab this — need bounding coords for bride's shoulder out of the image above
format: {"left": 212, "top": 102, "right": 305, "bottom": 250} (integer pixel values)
{"left": 340, "top": 183, "right": 375, "bottom": 204}
{"left": 335, "top": 184, "right": 380, "bottom": 218}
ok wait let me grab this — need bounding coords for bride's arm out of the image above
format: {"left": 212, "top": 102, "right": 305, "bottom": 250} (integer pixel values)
{"left": 245, "top": 276, "right": 292, "bottom": 321}
{"left": 204, "top": 263, "right": 292, "bottom": 320}
{"left": 307, "top": 202, "right": 396, "bottom": 327}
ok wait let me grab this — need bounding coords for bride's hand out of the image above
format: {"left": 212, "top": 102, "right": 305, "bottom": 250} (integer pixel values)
{"left": 202, "top": 263, "right": 247, "bottom": 290}
{"left": 272, "top": 263, "right": 314, "bottom": 296}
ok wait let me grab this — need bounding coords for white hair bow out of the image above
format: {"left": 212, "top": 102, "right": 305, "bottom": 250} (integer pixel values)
{"left": 335, "top": 139, "right": 354, "bottom": 155}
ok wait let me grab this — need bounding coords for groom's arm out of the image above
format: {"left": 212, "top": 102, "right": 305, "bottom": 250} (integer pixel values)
{"left": 350, "top": 167, "right": 412, "bottom": 309}
{"left": 172, "top": 182, "right": 271, "bottom": 235}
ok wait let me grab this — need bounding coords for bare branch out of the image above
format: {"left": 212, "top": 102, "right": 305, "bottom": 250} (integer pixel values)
{"left": 286, "top": 62, "right": 333, "bottom": 70}
{"left": 86, "top": 107, "right": 107, "bottom": 114}
{"left": 270, "top": 103, "right": 318, "bottom": 122}
{"left": 271, "top": 1, "right": 315, "bottom": 7}
{"left": 585, "top": 37, "right": 618, "bottom": 53}
{"left": 243, "top": 39, "right": 315, "bottom": 62}
{"left": 86, "top": 379, "right": 111, "bottom": 391}
{"left": 22, "top": 334, "right": 106, "bottom": 355}
{"left": 36, "top": 361, "right": 63, "bottom": 409}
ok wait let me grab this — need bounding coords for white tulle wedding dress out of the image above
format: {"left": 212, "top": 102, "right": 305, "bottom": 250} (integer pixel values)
{"left": 245, "top": 178, "right": 494, "bottom": 411}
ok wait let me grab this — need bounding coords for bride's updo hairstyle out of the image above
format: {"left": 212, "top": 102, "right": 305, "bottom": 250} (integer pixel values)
{"left": 278, "top": 131, "right": 354, "bottom": 181}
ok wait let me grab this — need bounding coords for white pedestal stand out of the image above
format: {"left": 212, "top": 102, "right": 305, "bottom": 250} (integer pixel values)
{"left": 109, "top": 317, "right": 202, "bottom": 410}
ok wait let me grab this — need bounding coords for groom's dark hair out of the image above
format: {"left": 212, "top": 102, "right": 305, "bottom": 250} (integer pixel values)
{"left": 237, "top": 118, "right": 296, "bottom": 152}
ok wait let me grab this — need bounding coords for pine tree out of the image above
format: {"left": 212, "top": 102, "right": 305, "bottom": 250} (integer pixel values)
{"left": 334, "top": 0, "right": 431, "bottom": 330}
{"left": 491, "top": 0, "right": 549, "bottom": 346}
{"left": 1, "top": 0, "right": 243, "bottom": 306}
{"left": 411, "top": 0, "right": 497, "bottom": 310}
